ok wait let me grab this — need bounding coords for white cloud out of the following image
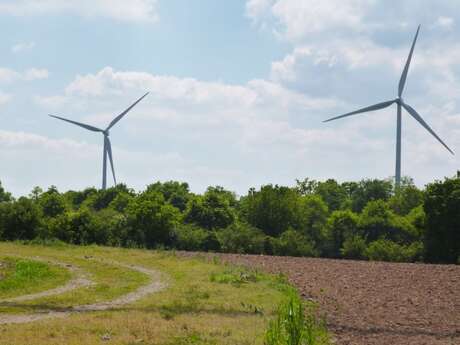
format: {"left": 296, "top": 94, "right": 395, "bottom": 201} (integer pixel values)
{"left": 11, "top": 42, "right": 35, "bottom": 54}
{"left": 247, "top": 0, "right": 374, "bottom": 41}
{"left": 28, "top": 66, "right": 458, "bottom": 196}
{"left": 434, "top": 16, "right": 454, "bottom": 29}
{"left": 24, "top": 68, "right": 49, "bottom": 81}
{"left": 0, "top": 91, "right": 12, "bottom": 105}
{"left": 0, "top": 0, "right": 158, "bottom": 22}
{"left": 0, "top": 67, "right": 49, "bottom": 83}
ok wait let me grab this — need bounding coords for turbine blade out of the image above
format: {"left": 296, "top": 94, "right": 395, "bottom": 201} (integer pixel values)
{"left": 106, "top": 92, "right": 149, "bottom": 130}
{"left": 401, "top": 102, "right": 454, "bottom": 155}
{"left": 49, "top": 115, "right": 103, "bottom": 132}
{"left": 323, "top": 100, "right": 395, "bottom": 123}
{"left": 105, "top": 136, "right": 117, "bottom": 185}
{"left": 398, "top": 25, "right": 420, "bottom": 97}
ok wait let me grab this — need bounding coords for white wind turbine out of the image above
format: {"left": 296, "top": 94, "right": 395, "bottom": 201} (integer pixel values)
{"left": 50, "top": 92, "right": 149, "bottom": 189}
{"left": 323, "top": 25, "right": 454, "bottom": 189}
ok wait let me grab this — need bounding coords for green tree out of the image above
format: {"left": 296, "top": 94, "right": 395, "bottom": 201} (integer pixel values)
{"left": 184, "top": 187, "right": 235, "bottom": 230}
{"left": 38, "top": 186, "right": 68, "bottom": 217}
{"left": 0, "top": 181, "right": 12, "bottom": 203}
{"left": 359, "top": 200, "right": 416, "bottom": 244}
{"left": 364, "top": 239, "right": 423, "bottom": 262}
{"left": 297, "top": 195, "right": 328, "bottom": 248}
{"left": 240, "top": 185, "right": 299, "bottom": 237}
{"left": 146, "top": 181, "right": 191, "bottom": 211}
{"left": 0, "top": 197, "right": 41, "bottom": 240}
{"left": 340, "top": 235, "right": 366, "bottom": 259}
{"left": 314, "top": 179, "right": 348, "bottom": 212}
{"left": 350, "top": 179, "right": 393, "bottom": 212}
{"left": 272, "top": 229, "right": 317, "bottom": 257}
{"left": 388, "top": 177, "right": 424, "bottom": 215}
{"left": 217, "top": 222, "right": 266, "bottom": 254}
{"left": 84, "top": 184, "right": 135, "bottom": 211}
{"left": 325, "top": 210, "right": 359, "bottom": 258}
{"left": 126, "top": 190, "right": 180, "bottom": 248}
{"left": 424, "top": 177, "right": 460, "bottom": 263}
{"left": 64, "top": 187, "right": 98, "bottom": 209}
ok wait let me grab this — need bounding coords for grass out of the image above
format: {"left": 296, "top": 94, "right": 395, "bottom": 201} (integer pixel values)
{"left": 0, "top": 242, "right": 329, "bottom": 344}
{"left": 264, "top": 290, "right": 330, "bottom": 345}
{"left": 0, "top": 256, "right": 71, "bottom": 300}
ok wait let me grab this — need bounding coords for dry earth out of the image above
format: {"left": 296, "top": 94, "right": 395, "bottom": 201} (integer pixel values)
{"left": 182, "top": 253, "right": 460, "bottom": 345}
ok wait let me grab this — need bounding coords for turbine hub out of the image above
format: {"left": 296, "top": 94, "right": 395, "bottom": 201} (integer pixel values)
{"left": 396, "top": 97, "right": 403, "bottom": 104}
{"left": 104, "top": 130, "right": 110, "bottom": 136}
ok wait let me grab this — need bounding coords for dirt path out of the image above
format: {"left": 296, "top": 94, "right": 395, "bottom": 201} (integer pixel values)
{"left": 0, "top": 257, "right": 93, "bottom": 303}
{"left": 0, "top": 259, "right": 167, "bottom": 325}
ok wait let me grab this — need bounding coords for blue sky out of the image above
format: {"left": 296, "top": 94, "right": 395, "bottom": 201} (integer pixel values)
{"left": 1, "top": 0, "right": 459, "bottom": 196}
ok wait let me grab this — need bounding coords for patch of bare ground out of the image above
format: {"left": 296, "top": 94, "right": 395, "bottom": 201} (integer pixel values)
{"left": 180, "top": 252, "right": 460, "bottom": 345}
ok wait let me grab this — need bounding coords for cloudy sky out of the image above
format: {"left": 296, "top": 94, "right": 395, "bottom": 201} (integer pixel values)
{"left": 1, "top": 0, "right": 459, "bottom": 196}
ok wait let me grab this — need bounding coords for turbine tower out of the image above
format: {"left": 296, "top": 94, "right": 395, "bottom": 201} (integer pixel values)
{"left": 50, "top": 92, "right": 149, "bottom": 190}
{"left": 323, "top": 25, "right": 454, "bottom": 189}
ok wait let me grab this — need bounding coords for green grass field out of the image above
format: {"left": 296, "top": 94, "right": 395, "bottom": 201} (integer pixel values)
{"left": 0, "top": 242, "right": 296, "bottom": 345}
{"left": 0, "top": 256, "right": 71, "bottom": 300}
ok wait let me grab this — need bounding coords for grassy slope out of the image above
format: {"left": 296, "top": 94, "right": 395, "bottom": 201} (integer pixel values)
{"left": 0, "top": 257, "right": 71, "bottom": 300}
{"left": 0, "top": 242, "right": 289, "bottom": 345}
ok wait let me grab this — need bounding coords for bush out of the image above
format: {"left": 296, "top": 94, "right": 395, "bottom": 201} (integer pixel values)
{"left": 216, "top": 222, "right": 266, "bottom": 254}
{"left": 173, "top": 224, "right": 213, "bottom": 251}
{"left": 0, "top": 198, "right": 41, "bottom": 241}
{"left": 240, "top": 185, "right": 300, "bottom": 237}
{"left": 47, "top": 208, "right": 99, "bottom": 245}
{"left": 324, "top": 210, "right": 359, "bottom": 258}
{"left": 184, "top": 188, "right": 235, "bottom": 230}
{"left": 340, "top": 235, "right": 366, "bottom": 260}
{"left": 126, "top": 190, "right": 180, "bottom": 248}
{"left": 424, "top": 177, "right": 460, "bottom": 263}
{"left": 359, "top": 200, "right": 417, "bottom": 244}
{"left": 364, "top": 239, "right": 423, "bottom": 262}
{"left": 273, "top": 229, "right": 318, "bottom": 257}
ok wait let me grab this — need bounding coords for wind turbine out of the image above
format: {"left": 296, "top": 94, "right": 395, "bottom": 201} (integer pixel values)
{"left": 323, "top": 25, "right": 454, "bottom": 189}
{"left": 50, "top": 92, "right": 149, "bottom": 190}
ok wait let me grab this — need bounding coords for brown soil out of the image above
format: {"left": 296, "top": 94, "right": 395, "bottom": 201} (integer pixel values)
{"left": 182, "top": 252, "right": 460, "bottom": 345}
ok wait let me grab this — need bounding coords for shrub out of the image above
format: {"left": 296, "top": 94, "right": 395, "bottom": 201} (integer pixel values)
{"left": 364, "top": 239, "right": 423, "bottom": 262}
{"left": 359, "top": 200, "right": 417, "bottom": 244}
{"left": 424, "top": 177, "right": 460, "bottom": 263}
{"left": 217, "top": 222, "right": 265, "bottom": 254}
{"left": 126, "top": 190, "right": 180, "bottom": 248}
{"left": 184, "top": 188, "right": 235, "bottom": 230}
{"left": 0, "top": 198, "right": 41, "bottom": 241}
{"left": 324, "top": 210, "right": 359, "bottom": 258}
{"left": 173, "top": 224, "right": 212, "bottom": 251}
{"left": 340, "top": 235, "right": 366, "bottom": 260}
{"left": 272, "top": 229, "right": 318, "bottom": 257}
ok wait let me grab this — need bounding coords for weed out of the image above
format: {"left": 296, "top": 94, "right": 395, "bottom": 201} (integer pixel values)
{"left": 209, "top": 268, "right": 261, "bottom": 286}
{"left": 264, "top": 290, "right": 330, "bottom": 345}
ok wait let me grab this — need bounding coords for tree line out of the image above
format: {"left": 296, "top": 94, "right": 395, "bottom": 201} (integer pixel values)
{"left": 0, "top": 175, "right": 458, "bottom": 264}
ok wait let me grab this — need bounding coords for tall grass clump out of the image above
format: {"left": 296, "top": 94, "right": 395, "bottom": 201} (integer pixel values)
{"left": 265, "top": 290, "right": 330, "bottom": 345}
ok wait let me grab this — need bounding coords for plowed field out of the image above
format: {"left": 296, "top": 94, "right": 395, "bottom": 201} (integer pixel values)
{"left": 186, "top": 253, "right": 460, "bottom": 345}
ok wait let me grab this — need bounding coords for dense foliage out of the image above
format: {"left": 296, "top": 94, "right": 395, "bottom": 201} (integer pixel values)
{"left": 0, "top": 175, "right": 458, "bottom": 264}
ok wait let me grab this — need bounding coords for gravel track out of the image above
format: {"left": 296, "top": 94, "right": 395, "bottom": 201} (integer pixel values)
{"left": 0, "top": 258, "right": 167, "bottom": 325}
